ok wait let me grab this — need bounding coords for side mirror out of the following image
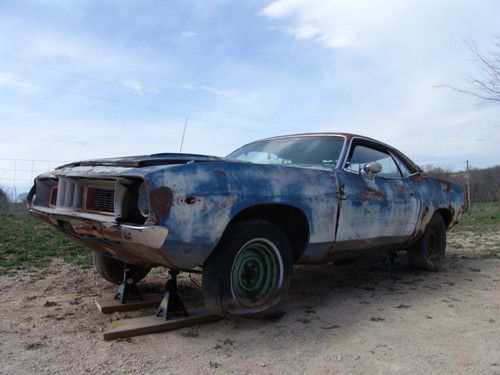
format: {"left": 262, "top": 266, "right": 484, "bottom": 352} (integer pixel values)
{"left": 363, "top": 162, "right": 382, "bottom": 175}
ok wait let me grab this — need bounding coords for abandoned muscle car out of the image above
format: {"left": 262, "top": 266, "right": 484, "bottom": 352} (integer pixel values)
{"left": 28, "top": 133, "right": 464, "bottom": 317}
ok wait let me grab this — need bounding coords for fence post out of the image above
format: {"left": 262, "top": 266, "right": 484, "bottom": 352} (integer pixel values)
{"left": 465, "top": 160, "right": 471, "bottom": 210}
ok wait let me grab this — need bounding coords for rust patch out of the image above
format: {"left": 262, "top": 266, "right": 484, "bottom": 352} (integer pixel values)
{"left": 147, "top": 187, "right": 173, "bottom": 225}
{"left": 410, "top": 173, "right": 424, "bottom": 182}
{"left": 221, "top": 196, "right": 236, "bottom": 208}
{"left": 405, "top": 229, "right": 423, "bottom": 248}
{"left": 395, "top": 182, "right": 409, "bottom": 194}
{"left": 338, "top": 184, "right": 346, "bottom": 200}
{"left": 426, "top": 176, "right": 453, "bottom": 193}
{"left": 357, "top": 188, "right": 384, "bottom": 201}
{"left": 70, "top": 220, "right": 122, "bottom": 242}
{"left": 30, "top": 212, "right": 53, "bottom": 225}
{"left": 443, "top": 181, "right": 452, "bottom": 193}
{"left": 115, "top": 160, "right": 137, "bottom": 167}
{"left": 214, "top": 169, "right": 227, "bottom": 177}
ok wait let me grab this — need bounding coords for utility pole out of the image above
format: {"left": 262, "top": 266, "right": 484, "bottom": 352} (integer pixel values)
{"left": 465, "top": 160, "right": 471, "bottom": 210}
{"left": 179, "top": 117, "right": 188, "bottom": 153}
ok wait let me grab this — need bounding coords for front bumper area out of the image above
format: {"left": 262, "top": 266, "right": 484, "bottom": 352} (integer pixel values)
{"left": 29, "top": 205, "right": 172, "bottom": 268}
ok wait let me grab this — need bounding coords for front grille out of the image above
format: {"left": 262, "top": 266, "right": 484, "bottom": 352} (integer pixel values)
{"left": 86, "top": 187, "right": 114, "bottom": 214}
{"left": 56, "top": 178, "right": 83, "bottom": 209}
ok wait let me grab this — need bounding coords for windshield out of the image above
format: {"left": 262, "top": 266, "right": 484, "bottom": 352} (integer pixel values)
{"left": 227, "top": 136, "right": 345, "bottom": 169}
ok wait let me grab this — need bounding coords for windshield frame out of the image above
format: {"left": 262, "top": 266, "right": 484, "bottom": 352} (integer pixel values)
{"left": 226, "top": 134, "right": 348, "bottom": 170}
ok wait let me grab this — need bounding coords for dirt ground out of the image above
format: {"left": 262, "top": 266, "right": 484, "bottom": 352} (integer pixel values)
{"left": 1, "top": 231, "right": 499, "bottom": 375}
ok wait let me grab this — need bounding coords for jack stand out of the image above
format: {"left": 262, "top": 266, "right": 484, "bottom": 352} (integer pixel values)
{"left": 156, "top": 270, "right": 189, "bottom": 320}
{"left": 101, "top": 269, "right": 221, "bottom": 340}
{"left": 115, "top": 268, "right": 143, "bottom": 304}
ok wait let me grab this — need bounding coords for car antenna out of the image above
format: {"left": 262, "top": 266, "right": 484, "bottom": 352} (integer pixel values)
{"left": 179, "top": 117, "right": 188, "bottom": 153}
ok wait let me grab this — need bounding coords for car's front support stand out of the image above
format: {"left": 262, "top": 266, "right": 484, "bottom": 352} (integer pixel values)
{"left": 156, "top": 269, "right": 189, "bottom": 320}
{"left": 114, "top": 267, "right": 144, "bottom": 304}
{"left": 100, "top": 269, "right": 221, "bottom": 340}
{"left": 95, "top": 267, "right": 163, "bottom": 313}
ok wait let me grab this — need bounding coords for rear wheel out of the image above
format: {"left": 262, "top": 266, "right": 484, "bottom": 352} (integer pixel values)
{"left": 407, "top": 213, "right": 446, "bottom": 271}
{"left": 202, "top": 220, "right": 293, "bottom": 318}
{"left": 91, "top": 252, "right": 151, "bottom": 285}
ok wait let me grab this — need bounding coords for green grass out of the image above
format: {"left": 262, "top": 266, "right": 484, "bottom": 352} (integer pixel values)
{"left": 0, "top": 204, "right": 91, "bottom": 274}
{"left": 451, "top": 202, "right": 500, "bottom": 234}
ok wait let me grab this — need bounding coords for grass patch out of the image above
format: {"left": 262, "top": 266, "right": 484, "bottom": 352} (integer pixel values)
{"left": 451, "top": 202, "right": 500, "bottom": 234}
{"left": 0, "top": 204, "right": 91, "bottom": 274}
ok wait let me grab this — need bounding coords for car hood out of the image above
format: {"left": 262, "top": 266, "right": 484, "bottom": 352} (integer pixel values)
{"left": 56, "top": 153, "right": 224, "bottom": 169}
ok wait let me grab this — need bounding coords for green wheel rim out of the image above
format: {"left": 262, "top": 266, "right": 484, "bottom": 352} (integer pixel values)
{"left": 231, "top": 240, "right": 280, "bottom": 302}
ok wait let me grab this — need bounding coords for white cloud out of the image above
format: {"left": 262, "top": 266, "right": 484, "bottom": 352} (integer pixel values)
{"left": 0, "top": 72, "right": 40, "bottom": 94}
{"left": 261, "top": 0, "right": 401, "bottom": 49}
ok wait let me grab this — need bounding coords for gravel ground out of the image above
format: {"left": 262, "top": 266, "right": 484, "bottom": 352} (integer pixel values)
{"left": 0, "top": 231, "right": 499, "bottom": 375}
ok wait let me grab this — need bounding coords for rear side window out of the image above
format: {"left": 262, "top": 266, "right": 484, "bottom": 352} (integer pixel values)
{"left": 391, "top": 149, "right": 419, "bottom": 174}
{"left": 391, "top": 152, "right": 411, "bottom": 177}
{"left": 345, "top": 144, "right": 402, "bottom": 178}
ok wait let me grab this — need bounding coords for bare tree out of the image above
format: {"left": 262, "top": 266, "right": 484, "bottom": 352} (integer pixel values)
{"left": 0, "top": 187, "right": 10, "bottom": 213}
{"left": 443, "top": 37, "right": 500, "bottom": 103}
{"left": 423, "top": 164, "right": 500, "bottom": 203}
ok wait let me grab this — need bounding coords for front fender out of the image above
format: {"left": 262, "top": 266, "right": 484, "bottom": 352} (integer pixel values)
{"left": 146, "top": 162, "right": 339, "bottom": 268}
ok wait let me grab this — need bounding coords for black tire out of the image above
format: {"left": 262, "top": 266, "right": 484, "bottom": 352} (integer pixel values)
{"left": 91, "top": 252, "right": 151, "bottom": 285}
{"left": 407, "top": 213, "right": 446, "bottom": 271}
{"left": 202, "top": 219, "right": 293, "bottom": 318}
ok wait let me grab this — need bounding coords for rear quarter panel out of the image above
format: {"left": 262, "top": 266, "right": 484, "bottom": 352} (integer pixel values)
{"left": 403, "top": 173, "right": 465, "bottom": 248}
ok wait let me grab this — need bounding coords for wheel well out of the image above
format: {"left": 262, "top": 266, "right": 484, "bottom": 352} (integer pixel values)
{"left": 224, "top": 204, "right": 309, "bottom": 261}
{"left": 436, "top": 208, "right": 453, "bottom": 227}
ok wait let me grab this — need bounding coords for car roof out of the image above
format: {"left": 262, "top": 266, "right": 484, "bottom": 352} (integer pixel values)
{"left": 259, "top": 132, "right": 374, "bottom": 143}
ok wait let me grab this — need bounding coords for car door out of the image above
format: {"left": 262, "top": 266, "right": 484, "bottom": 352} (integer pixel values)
{"left": 332, "top": 139, "right": 420, "bottom": 253}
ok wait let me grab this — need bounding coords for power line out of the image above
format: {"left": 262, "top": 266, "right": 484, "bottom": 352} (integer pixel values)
{"left": 0, "top": 55, "right": 299, "bottom": 132}
{"left": 1, "top": 75, "right": 272, "bottom": 136}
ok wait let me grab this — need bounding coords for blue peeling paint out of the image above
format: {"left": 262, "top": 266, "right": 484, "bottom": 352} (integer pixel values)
{"left": 30, "top": 134, "right": 465, "bottom": 269}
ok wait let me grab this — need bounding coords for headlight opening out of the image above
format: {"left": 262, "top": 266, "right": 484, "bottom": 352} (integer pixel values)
{"left": 137, "top": 183, "right": 150, "bottom": 219}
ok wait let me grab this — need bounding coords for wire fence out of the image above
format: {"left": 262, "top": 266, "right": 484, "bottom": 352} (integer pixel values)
{"left": 0, "top": 158, "right": 70, "bottom": 201}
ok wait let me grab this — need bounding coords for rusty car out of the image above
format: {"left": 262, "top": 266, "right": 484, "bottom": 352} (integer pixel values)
{"left": 28, "top": 133, "right": 465, "bottom": 317}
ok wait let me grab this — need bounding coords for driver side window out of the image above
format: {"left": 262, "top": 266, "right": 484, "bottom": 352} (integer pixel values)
{"left": 345, "top": 144, "right": 401, "bottom": 178}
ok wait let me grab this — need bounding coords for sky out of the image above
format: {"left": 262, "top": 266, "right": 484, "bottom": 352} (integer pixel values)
{"left": 0, "top": 0, "right": 499, "bottom": 193}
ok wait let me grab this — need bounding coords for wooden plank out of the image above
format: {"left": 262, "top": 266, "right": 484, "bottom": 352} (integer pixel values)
{"left": 102, "top": 308, "right": 222, "bottom": 340}
{"left": 95, "top": 294, "right": 163, "bottom": 313}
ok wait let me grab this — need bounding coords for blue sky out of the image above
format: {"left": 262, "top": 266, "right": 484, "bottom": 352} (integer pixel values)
{"left": 0, "top": 0, "right": 499, "bottom": 193}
